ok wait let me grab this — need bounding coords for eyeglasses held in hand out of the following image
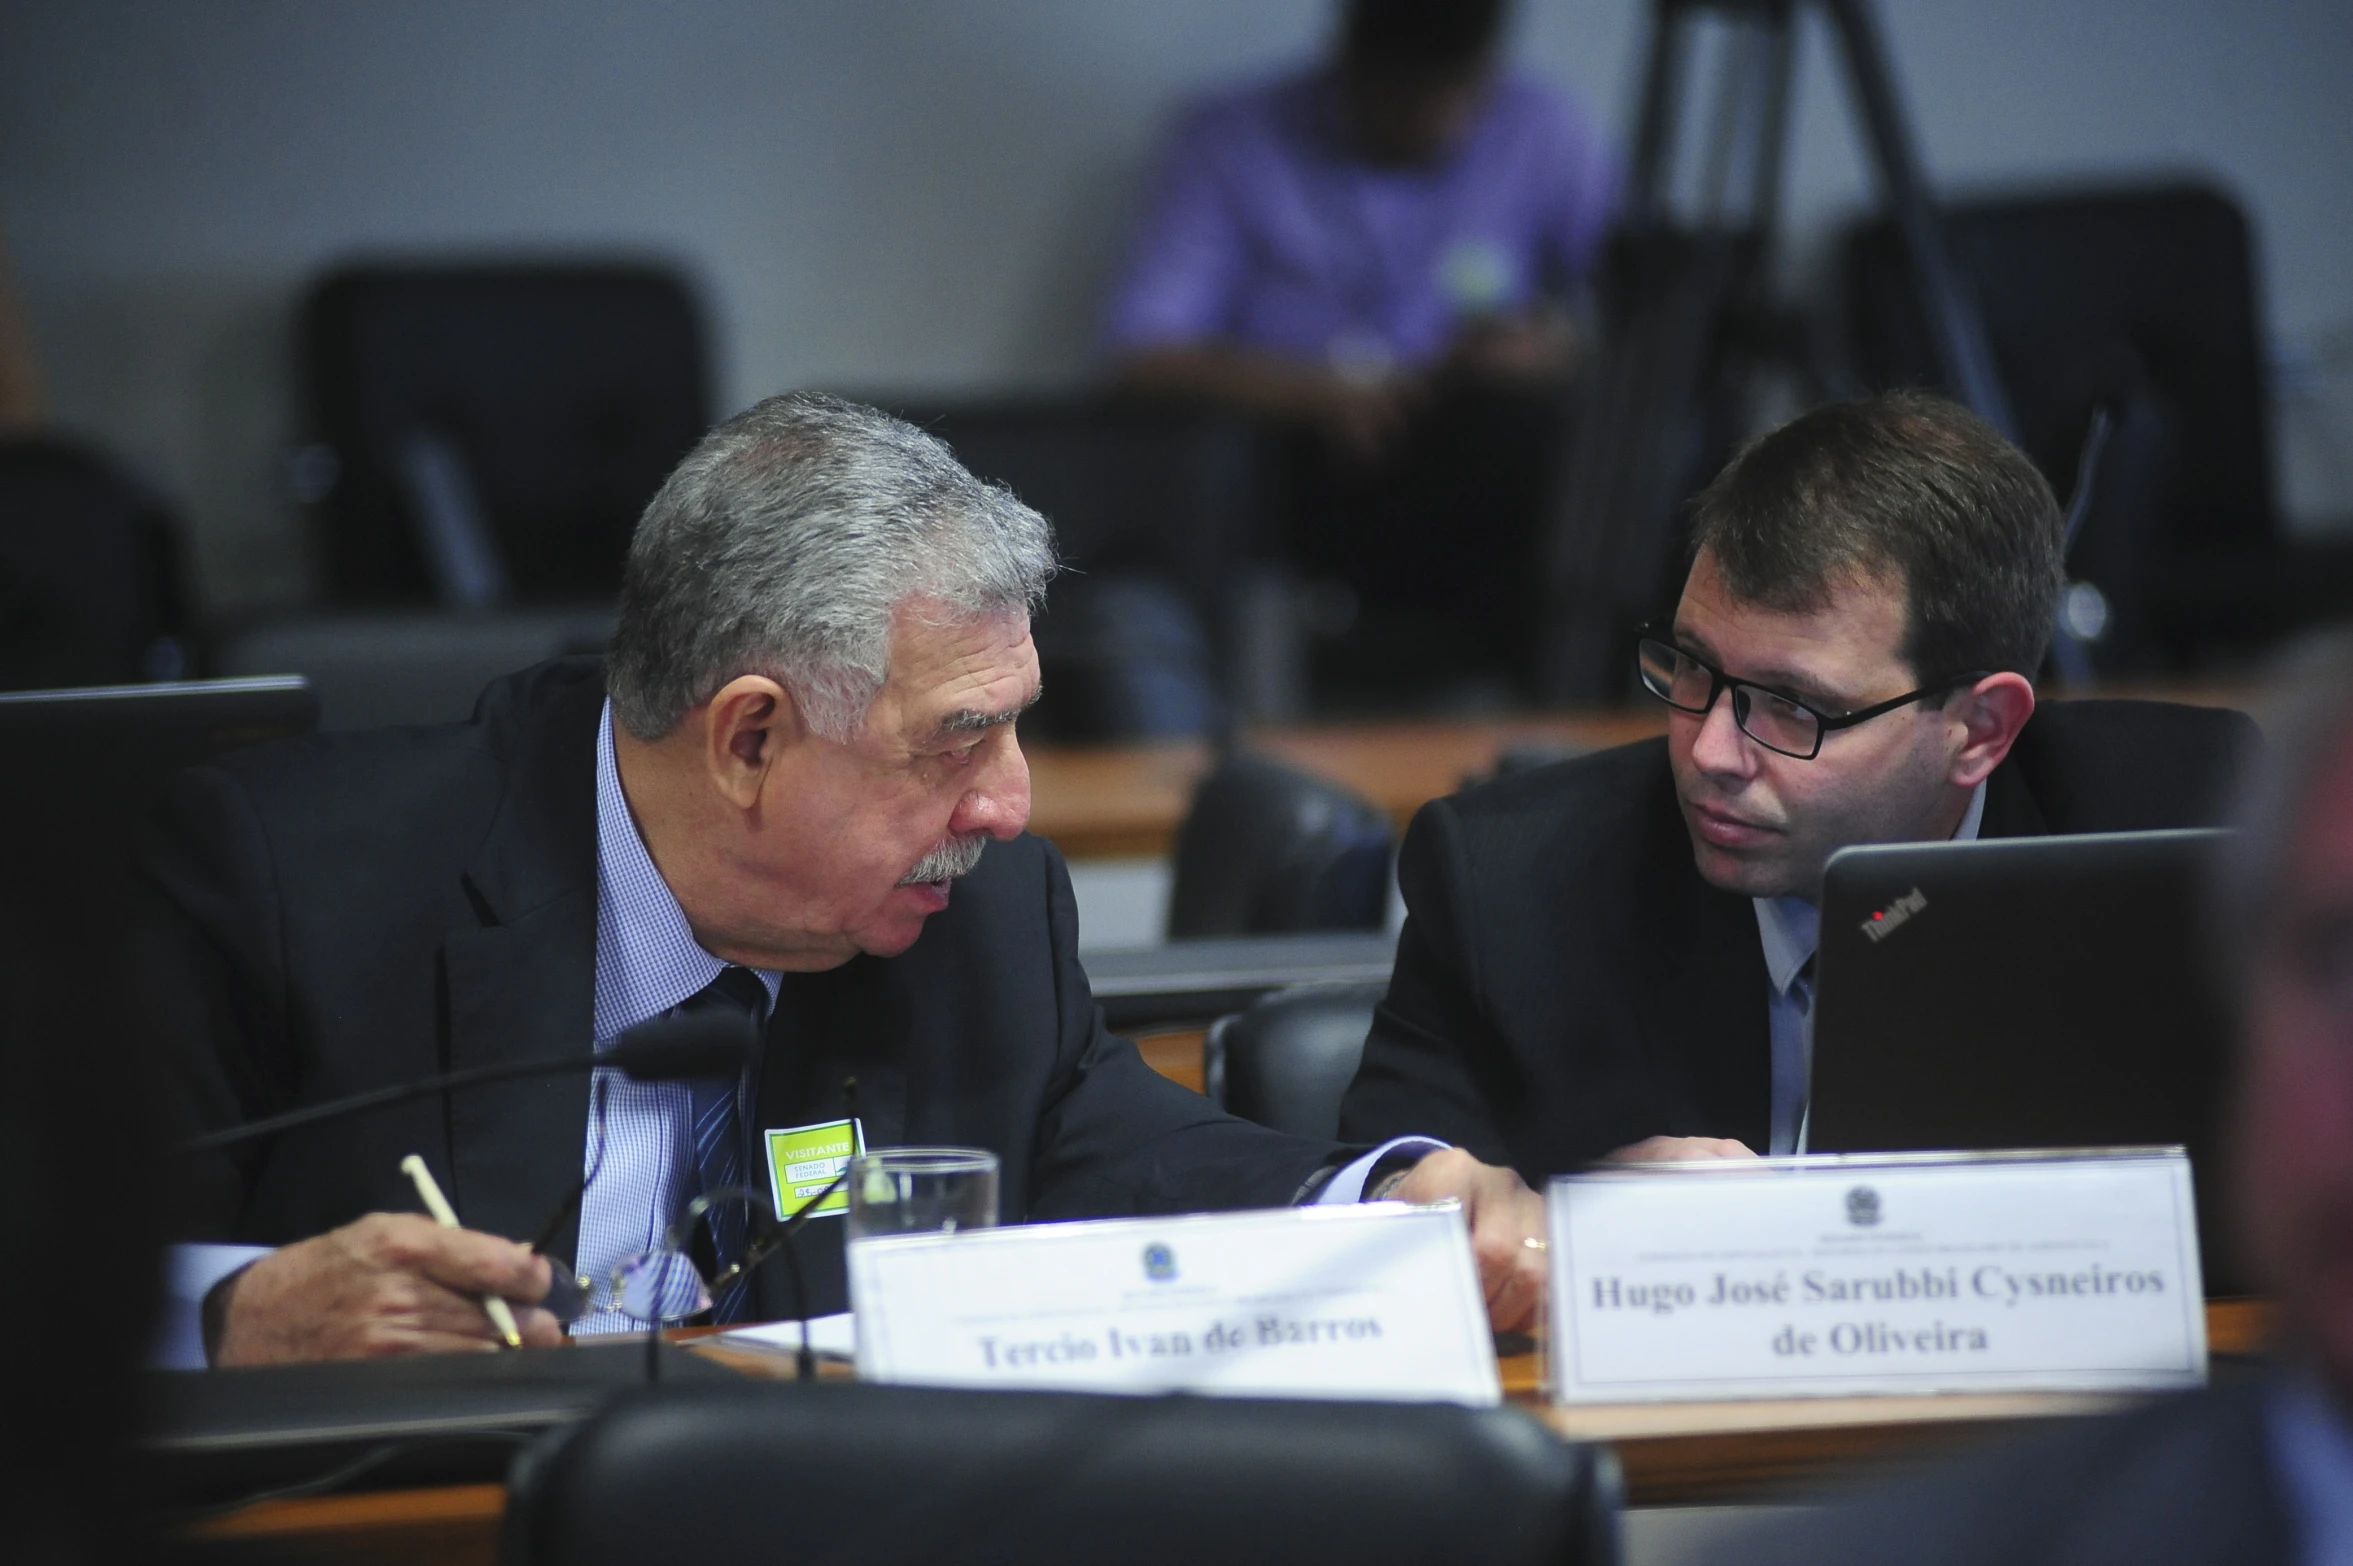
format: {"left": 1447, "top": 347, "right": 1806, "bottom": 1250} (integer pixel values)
{"left": 608, "top": 1164, "right": 851, "bottom": 1382}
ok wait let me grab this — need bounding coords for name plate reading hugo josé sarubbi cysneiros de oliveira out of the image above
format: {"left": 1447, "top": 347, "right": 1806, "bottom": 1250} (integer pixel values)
{"left": 1547, "top": 1149, "right": 2208, "bottom": 1404}
{"left": 848, "top": 1203, "right": 1501, "bottom": 1405}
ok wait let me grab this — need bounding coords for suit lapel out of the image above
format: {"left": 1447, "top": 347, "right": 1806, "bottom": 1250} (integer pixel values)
{"left": 748, "top": 964, "right": 909, "bottom": 1320}
{"left": 1624, "top": 783, "right": 1773, "bottom": 1150}
{"left": 440, "top": 673, "right": 604, "bottom": 1248}
{"left": 755, "top": 965, "right": 908, "bottom": 1149}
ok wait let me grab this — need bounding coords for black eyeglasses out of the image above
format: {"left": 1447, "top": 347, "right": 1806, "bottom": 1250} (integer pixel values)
{"left": 1635, "top": 634, "right": 1986, "bottom": 761}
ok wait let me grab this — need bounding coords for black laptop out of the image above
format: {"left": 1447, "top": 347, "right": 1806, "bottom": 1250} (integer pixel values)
{"left": 1808, "top": 829, "right": 2241, "bottom": 1292}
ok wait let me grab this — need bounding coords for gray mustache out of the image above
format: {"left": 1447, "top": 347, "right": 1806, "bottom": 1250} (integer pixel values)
{"left": 899, "top": 833, "right": 989, "bottom": 885}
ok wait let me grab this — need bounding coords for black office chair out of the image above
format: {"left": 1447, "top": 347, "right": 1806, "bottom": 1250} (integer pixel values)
{"left": 1166, "top": 751, "right": 1395, "bottom": 939}
{"left": 501, "top": 1382, "right": 1622, "bottom": 1566}
{"left": 298, "top": 262, "right": 709, "bottom": 607}
{"left": 1204, "top": 981, "right": 1384, "bottom": 1139}
{"left": 0, "top": 433, "right": 192, "bottom": 691}
{"left": 1024, "top": 571, "right": 1224, "bottom": 742}
{"left": 884, "top": 395, "right": 1276, "bottom": 740}
{"left": 1845, "top": 181, "right": 2353, "bottom": 673}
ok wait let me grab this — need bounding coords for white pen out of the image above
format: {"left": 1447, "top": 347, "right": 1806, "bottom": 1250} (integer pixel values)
{"left": 400, "top": 1154, "right": 525, "bottom": 1349}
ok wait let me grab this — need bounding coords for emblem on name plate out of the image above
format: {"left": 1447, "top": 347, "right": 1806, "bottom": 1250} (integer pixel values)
{"left": 1845, "top": 1186, "right": 1883, "bottom": 1227}
{"left": 1142, "top": 1242, "right": 1178, "bottom": 1282}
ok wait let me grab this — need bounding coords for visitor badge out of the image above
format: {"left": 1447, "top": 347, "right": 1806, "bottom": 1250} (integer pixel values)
{"left": 765, "top": 1117, "right": 865, "bottom": 1219}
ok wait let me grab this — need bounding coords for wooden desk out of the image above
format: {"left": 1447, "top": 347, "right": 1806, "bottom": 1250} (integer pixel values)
{"left": 182, "top": 1301, "right": 2271, "bottom": 1562}
{"left": 1027, "top": 713, "right": 1666, "bottom": 861}
{"left": 1025, "top": 683, "right": 2255, "bottom": 862}
{"left": 1134, "top": 1028, "right": 1207, "bottom": 1094}
{"left": 1516, "top": 1298, "right": 2273, "bottom": 1505}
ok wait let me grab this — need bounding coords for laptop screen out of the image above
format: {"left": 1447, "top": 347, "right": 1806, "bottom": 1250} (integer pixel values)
{"left": 1808, "top": 829, "right": 2240, "bottom": 1293}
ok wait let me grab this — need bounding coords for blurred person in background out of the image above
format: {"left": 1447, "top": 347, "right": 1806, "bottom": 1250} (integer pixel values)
{"left": 1105, "top": 0, "right": 1618, "bottom": 708}
{"left": 1702, "top": 635, "right": 2353, "bottom": 1565}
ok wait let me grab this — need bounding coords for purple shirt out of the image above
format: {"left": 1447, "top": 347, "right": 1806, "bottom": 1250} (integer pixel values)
{"left": 1104, "top": 68, "right": 1618, "bottom": 370}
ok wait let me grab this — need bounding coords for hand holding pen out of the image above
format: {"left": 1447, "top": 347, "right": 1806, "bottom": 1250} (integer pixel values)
{"left": 402, "top": 1154, "right": 536, "bottom": 1350}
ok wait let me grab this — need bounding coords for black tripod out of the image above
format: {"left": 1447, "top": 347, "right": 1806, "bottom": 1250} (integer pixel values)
{"left": 1536, "top": 0, "right": 2015, "bottom": 703}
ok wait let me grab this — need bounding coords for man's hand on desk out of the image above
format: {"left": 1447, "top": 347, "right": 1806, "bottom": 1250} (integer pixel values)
{"left": 1388, "top": 1148, "right": 1548, "bottom": 1333}
{"left": 1603, "top": 1135, "right": 1757, "bottom": 1164}
{"left": 212, "top": 1213, "right": 563, "bottom": 1365}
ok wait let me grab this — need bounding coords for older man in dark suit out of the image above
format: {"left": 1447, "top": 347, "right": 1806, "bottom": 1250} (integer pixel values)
{"left": 151, "top": 392, "right": 1545, "bottom": 1365}
{"left": 1341, "top": 392, "right": 2254, "bottom": 1175}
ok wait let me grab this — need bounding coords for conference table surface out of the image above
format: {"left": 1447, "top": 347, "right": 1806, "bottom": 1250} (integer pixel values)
{"left": 1025, "top": 711, "right": 1668, "bottom": 860}
{"left": 182, "top": 1300, "right": 2273, "bottom": 1565}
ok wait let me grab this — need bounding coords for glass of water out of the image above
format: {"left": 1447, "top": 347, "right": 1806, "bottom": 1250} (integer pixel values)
{"left": 845, "top": 1147, "right": 999, "bottom": 1241}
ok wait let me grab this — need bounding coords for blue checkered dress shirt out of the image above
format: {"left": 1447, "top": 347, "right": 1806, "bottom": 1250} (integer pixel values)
{"left": 572, "top": 702, "right": 781, "bottom": 1334}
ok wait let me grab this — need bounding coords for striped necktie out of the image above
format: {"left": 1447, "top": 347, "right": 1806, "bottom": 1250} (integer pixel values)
{"left": 680, "top": 965, "right": 765, "bottom": 1323}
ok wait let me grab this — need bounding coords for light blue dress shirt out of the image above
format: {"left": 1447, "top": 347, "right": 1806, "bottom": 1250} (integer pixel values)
{"left": 1751, "top": 781, "right": 1985, "bottom": 1156}
{"left": 573, "top": 702, "right": 781, "bottom": 1334}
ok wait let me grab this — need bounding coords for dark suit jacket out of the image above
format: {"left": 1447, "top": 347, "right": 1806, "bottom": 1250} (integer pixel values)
{"left": 1338, "top": 699, "right": 2257, "bottom": 1178}
{"left": 146, "top": 659, "right": 1340, "bottom": 1318}
{"left": 1708, "top": 1378, "right": 2292, "bottom": 1566}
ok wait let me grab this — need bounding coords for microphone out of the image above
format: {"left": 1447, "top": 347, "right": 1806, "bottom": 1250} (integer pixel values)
{"left": 648, "top": 1075, "right": 858, "bottom": 1383}
{"left": 172, "top": 1008, "right": 758, "bottom": 1156}
{"left": 601, "top": 1010, "right": 757, "bottom": 1080}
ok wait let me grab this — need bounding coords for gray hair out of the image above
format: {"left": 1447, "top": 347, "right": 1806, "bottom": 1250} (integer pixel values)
{"left": 2211, "top": 629, "right": 2353, "bottom": 991}
{"left": 607, "top": 392, "right": 1057, "bottom": 741}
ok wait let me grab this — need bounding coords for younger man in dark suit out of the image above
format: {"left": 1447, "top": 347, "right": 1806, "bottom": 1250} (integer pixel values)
{"left": 1701, "top": 638, "right": 2353, "bottom": 1565}
{"left": 1341, "top": 392, "right": 2253, "bottom": 1175}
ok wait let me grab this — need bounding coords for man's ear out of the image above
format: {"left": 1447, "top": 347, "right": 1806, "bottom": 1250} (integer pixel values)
{"left": 703, "top": 675, "right": 804, "bottom": 811}
{"left": 1947, "top": 671, "right": 2036, "bottom": 788}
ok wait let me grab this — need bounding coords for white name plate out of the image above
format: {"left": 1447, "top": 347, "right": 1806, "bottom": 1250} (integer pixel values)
{"left": 1547, "top": 1150, "right": 2208, "bottom": 1404}
{"left": 848, "top": 1203, "right": 1501, "bottom": 1405}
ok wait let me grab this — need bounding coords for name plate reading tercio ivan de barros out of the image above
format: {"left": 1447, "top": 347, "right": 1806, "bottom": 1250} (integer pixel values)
{"left": 1546, "top": 1149, "right": 2208, "bottom": 1404}
{"left": 848, "top": 1203, "right": 1501, "bottom": 1405}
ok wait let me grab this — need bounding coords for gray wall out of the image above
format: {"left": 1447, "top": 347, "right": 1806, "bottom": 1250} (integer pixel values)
{"left": 5, "top": 0, "right": 2350, "bottom": 617}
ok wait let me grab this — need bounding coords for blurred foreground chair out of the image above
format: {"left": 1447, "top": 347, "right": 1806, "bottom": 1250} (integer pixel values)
{"left": 501, "top": 1382, "right": 1621, "bottom": 1566}
{"left": 0, "top": 434, "right": 192, "bottom": 691}
{"left": 1204, "top": 981, "right": 1384, "bottom": 1139}
{"left": 1166, "top": 751, "right": 1394, "bottom": 938}
{"left": 299, "top": 261, "right": 708, "bottom": 607}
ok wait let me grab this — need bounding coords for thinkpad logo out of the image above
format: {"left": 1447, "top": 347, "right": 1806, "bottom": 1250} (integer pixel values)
{"left": 1858, "top": 887, "right": 1927, "bottom": 943}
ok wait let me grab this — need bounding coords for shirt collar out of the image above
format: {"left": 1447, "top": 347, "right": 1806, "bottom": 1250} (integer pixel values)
{"left": 1953, "top": 775, "right": 1989, "bottom": 843}
{"left": 591, "top": 701, "right": 780, "bottom": 1043}
{"left": 1754, "top": 896, "right": 1819, "bottom": 996}
{"left": 1749, "top": 779, "right": 1989, "bottom": 998}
